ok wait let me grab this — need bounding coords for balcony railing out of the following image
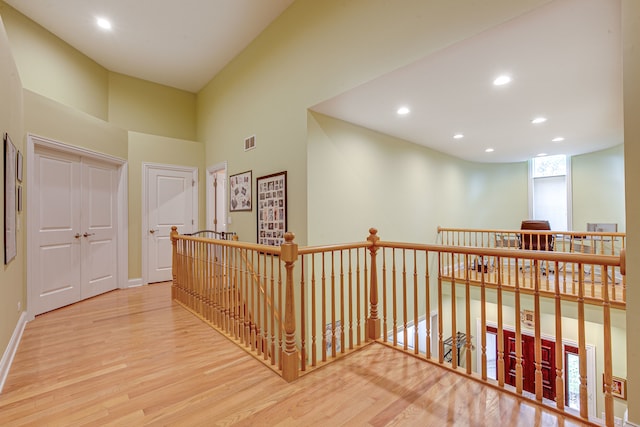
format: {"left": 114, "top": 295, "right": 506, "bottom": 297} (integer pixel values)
{"left": 170, "top": 226, "right": 626, "bottom": 427}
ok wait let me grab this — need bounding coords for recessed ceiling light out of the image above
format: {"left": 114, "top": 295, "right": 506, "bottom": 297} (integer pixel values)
{"left": 453, "top": 133, "right": 464, "bottom": 139}
{"left": 537, "top": 153, "right": 548, "bottom": 157}
{"left": 552, "top": 137, "right": 565, "bottom": 142}
{"left": 485, "top": 148, "right": 494, "bottom": 153}
{"left": 397, "top": 106, "right": 410, "bottom": 115}
{"left": 96, "top": 17, "right": 112, "bottom": 30}
{"left": 493, "top": 75, "right": 512, "bottom": 86}
{"left": 531, "top": 117, "right": 547, "bottom": 124}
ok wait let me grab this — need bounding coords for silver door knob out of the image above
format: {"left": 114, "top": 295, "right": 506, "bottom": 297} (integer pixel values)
{"left": 74, "top": 233, "right": 81, "bottom": 239}
{"left": 83, "top": 232, "right": 95, "bottom": 237}
{"left": 150, "top": 229, "right": 159, "bottom": 234}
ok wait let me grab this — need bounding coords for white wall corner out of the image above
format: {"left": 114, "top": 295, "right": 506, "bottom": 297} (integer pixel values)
{"left": 0, "top": 311, "right": 27, "bottom": 393}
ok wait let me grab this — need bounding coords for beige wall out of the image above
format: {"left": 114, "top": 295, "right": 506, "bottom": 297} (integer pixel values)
{"left": 0, "top": 14, "right": 24, "bottom": 370}
{"left": 197, "top": 0, "right": 553, "bottom": 245}
{"left": 0, "top": 2, "right": 108, "bottom": 120}
{"left": 109, "top": 73, "right": 197, "bottom": 141}
{"left": 127, "top": 132, "right": 205, "bottom": 279}
{"left": 572, "top": 145, "right": 625, "bottom": 232}
{"left": 623, "top": 0, "right": 640, "bottom": 422}
{"left": 307, "top": 112, "right": 529, "bottom": 245}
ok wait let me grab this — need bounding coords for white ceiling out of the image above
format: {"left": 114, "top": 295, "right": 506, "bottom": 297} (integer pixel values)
{"left": 4, "top": 0, "right": 295, "bottom": 93}
{"left": 5, "top": 0, "right": 623, "bottom": 163}
{"left": 312, "top": 0, "right": 623, "bottom": 163}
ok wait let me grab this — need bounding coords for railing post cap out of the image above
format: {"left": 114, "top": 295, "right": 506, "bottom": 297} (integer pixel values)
{"left": 170, "top": 226, "right": 178, "bottom": 243}
{"left": 285, "top": 232, "right": 295, "bottom": 243}
{"left": 367, "top": 228, "right": 379, "bottom": 244}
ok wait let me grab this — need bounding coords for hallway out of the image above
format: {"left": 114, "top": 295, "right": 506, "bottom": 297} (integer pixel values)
{"left": 0, "top": 282, "right": 590, "bottom": 426}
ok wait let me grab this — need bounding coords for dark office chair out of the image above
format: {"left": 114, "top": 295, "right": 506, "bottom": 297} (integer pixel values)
{"left": 518, "top": 220, "right": 554, "bottom": 251}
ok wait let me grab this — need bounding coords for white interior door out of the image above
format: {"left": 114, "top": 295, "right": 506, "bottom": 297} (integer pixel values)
{"left": 147, "top": 165, "right": 197, "bottom": 283}
{"left": 81, "top": 158, "right": 118, "bottom": 298}
{"left": 33, "top": 148, "right": 82, "bottom": 315}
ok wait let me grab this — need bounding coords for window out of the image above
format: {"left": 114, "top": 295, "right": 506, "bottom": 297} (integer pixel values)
{"left": 530, "top": 154, "right": 571, "bottom": 231}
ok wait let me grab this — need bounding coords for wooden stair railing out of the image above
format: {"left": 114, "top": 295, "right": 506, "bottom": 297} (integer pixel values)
{"left": 171, "top": 226, "right": 626, "bottom": 427}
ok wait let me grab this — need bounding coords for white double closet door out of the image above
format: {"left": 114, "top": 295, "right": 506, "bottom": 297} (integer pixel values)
{"left": 32, "top": 146, "right": 118, "bottom": 316}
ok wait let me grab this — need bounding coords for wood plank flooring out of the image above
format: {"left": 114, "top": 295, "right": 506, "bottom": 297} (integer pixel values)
{"left": 0, "top": 282, "right": 591, "bottom": 426}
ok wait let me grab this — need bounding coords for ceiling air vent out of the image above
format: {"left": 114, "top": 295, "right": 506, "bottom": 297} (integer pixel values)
{"left": 244, "top": 135, "right": 256, "bottom": 151}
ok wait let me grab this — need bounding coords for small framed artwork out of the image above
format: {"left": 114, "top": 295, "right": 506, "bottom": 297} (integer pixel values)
{"left": 256, "top": 171, "right": 287, "bottom": 246}
{"left": 4, "top": 132, "right": 17, "bottom": 264}
{"left": 229, "top": 170, "right": 252, "bottom": 212}
{"left": 16, "top": 150, "right": 23, "bottom": 182}
{"left": 603, "top": 374, "right": 627, "bottom": 399}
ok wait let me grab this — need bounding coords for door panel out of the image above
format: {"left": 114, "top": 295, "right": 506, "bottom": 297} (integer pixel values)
{"left": 34, "top": 149, "right": 81, "bottom": 315}
{"left": 147, "top": 167, "right": 195, "bottom": 283}
{"left": 81, "top": 160, "right": 118, "bottom": 298}
{"left": 497, "top": 328, "right": 556, "bottom": 401}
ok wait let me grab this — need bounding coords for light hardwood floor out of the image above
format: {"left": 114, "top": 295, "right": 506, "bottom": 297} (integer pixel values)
{"left": 0, "top": 282, "right": 591, "bottom": 426}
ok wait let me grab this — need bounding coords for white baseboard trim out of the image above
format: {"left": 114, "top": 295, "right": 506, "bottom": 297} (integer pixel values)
{"left": 0, "top": 311, "right": 27, "bottom": 393}
{"left": 127, "top": 278, "right": 143, "bottom": 288}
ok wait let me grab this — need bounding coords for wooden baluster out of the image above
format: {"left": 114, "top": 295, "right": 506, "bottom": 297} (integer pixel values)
{"left": 578, "top": 265, "right": 588, "bottom": 419}
{"left": 602, "top": 266, "right": 614, "bottom": 427}
{"left": 392, "top": 248, "right": 398, "bottom": 347}
{"left": 515, "top": 257, "right": 523, "bottom": 395}
{"left": 438, "top": 253, "right": 444, "bottom": 364}
{"left": 281, "top": 232, "right": 299, "bottom": 382}
{"left": 534, "top": 260, "right": 543, "bottom": 402}
{"left": 339, "top": 250, "right": 345, "bottom": 354}
{"left": 261, "top": 252, "right": 273, "bottom": 360}
{"left": 364, "top": 247, "right": 370, "bottom": 339}
{"left": 311, "top": 253, "right": 317, "bottom": 367}
{"left": 321, "top": 252, "right": 327, "bottom": 362}
{"left": 464, "top": 253, "right": 472, "bottom": 374}
{"left": 170, "top": 226, "right": 178, "bottom": 300}
{"left": 414, "top": 250, "right": 419, "bottom": 356}
{"left": 382, "top": 248, "right": 387, "bottom": 344}
{"left": 331, "top": 251, "right": 336, "bottom": 358}
{"left": 348, "top": 249, "right": 354, "bottom": 350}
{"left": 450, "top": 252, "right": 457, "bottom": 369}
{"left": 497, "top": 257, "right": 504, "bottom": 387}
{"left": 402, "top": 250, "right": 408, "bottom": 351}
{"left": 367, "top": 228, "right": 381, "bottom": 340}
{"left": 244, "top": 250, "right": 250, "bottom": 344}
{"left": 480, "top": 255, "right": 487, "bottom": 380}
{"left": 425, "top": 249, "right": 431, "bottom": 361}
{"left": 278, "top": 257, "right": 283, "bottom": 369}
{"left": 554, "top": 260, "right": 565, "bottom": 410}
{"left": 356, "top": 250, "right": 361, "bottom": 346}
{"left": 272, "top": 254, "right": 279, "bottom": 367}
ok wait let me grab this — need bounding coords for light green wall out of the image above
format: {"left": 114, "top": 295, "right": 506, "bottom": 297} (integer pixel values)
{"left": 622, "top": 0, "right": 640, "bottom": 421}
{"left": 572, "top": 145, "right": 625, "bottom": 232}
{"left": 24, "top": 90, "right": 128, "bottom": 159}
{"left": 127, "top": 132, "right": 205, "bottom": 278}
{"left": 0, "top": 14, "right": 24, "bottom": 368}
{"left": 307, "top": 112, "right": 529, "bottom": 245}
{"left": 197, "top": 0, "right": 553, "bottom": 245}
{"left": 0, "top": 2, "right": 108, "bottom": 120}
{"left": 109, "top": 73, "right": 197, "bottom": 141}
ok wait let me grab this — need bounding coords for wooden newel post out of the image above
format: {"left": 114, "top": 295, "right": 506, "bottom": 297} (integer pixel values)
{"left": 170, "top": 226, "right": 179, "bottom": 300}
{"left": 367, "top": 228, "right": 381, "bottom": 341}
{"left": 281, "top": 231, "right": 299, "bottom": 382}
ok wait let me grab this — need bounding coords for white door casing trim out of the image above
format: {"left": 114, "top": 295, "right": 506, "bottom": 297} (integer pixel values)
{"left": 26, "top": 134, "right": 128, "bottom": 321}
{"left": 206, "top": 161, "right": 227, "bottom": 232}
{"left": 142, "top": 162, "right": 198, "bottom": 286}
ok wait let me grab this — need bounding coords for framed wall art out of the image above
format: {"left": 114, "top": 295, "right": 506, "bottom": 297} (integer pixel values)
{"left": 4, "top": 132, "right": 17, "bottom": 264}
{"left": 229, "top": 170, "right": 252, "bottom": 212}
{"left": 603, "top": 375, "right": 627, "bottom": 400}
{"left": 256, "top": 171, "right": 287, "bottom": 246}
